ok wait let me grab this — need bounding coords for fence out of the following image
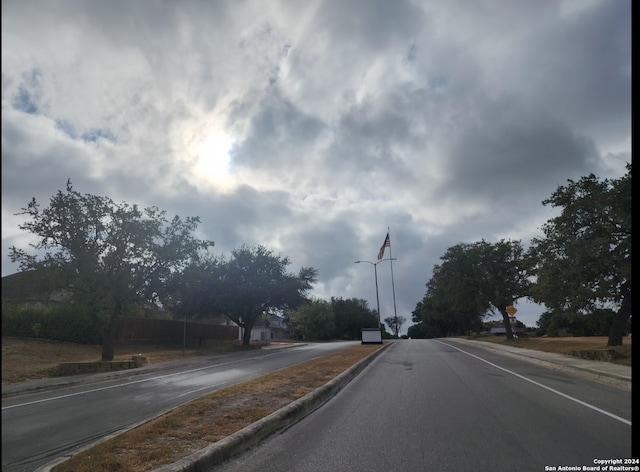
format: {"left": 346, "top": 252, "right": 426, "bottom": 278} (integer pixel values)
{"left": 115, "top": 316, "right": 239, "bottom": 344}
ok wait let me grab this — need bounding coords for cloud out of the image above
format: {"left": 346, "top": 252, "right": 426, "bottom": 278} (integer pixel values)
{"left": 2, "top": 0, "right": 630, "bottom": 331}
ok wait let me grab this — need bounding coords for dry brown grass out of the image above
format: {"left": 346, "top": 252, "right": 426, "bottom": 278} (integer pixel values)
{"left": 471, "top": 335, "right": 632, "bottom": 367}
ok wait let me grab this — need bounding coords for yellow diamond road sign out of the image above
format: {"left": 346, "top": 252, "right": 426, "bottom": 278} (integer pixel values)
{"left": 506, "top": 305, "right": 517, "bottom": 316}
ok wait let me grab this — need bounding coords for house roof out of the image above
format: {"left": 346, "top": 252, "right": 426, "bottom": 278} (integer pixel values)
{"left": 2, "top": 271, "right": 71, "bottom": 303}
{"left": 2, "top": 272, "right": 39, "bottom": 300}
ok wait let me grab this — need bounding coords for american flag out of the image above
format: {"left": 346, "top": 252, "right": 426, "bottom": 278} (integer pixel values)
{"left": 377, "top": 232, "right": 390, "bottom": 260}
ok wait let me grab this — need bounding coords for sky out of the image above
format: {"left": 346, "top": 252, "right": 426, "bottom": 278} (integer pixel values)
{"left": 1, "top": 0, "right": 631, "bottom": 333}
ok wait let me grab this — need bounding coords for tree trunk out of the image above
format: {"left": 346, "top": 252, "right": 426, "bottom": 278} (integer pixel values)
{"left": 501, "top": 310, "right": 515, "bottom": 340}
{"left": 607, "top": 282, "right": 631, "bottom": 347}
{"left": 101, "top": 317, "right": 116, "bottom": 361}
{"left": 101, "top": 300, "right": 122, "bottom": 361}
{"left": 242, "top": 322, "right": 252, "bottom": 346}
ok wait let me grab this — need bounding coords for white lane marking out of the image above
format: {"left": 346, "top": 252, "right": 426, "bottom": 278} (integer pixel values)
{"left": 438, "top": 340, "right": 631, "bottom": 426}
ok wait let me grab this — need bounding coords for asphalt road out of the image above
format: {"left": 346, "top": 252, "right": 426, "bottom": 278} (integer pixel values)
{"left": 1, "top": 341, "right": 357, "bottom": 472}
{"left": 210, "top": 339, "right": 632, "bottom": 472}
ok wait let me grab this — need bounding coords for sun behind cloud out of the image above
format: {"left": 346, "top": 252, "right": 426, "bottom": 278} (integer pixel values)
{"left": 196, "top": 130, "right": 233, "bottom": 179}
{"left": 184, "top": 123, "right": 238, "bottom": 190}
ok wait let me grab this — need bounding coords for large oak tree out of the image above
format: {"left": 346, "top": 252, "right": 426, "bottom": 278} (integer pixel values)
{"left": 213, "top": 245, "right": 318, "bottom": 346}
{"left": 9, "top": 180, "right": 213, "bottom": 360}
{"left": 527, "top": 164, "right": 631, "bottom": 346}
{"left": 415, "top": 239, "right": 530, "bottom": 340}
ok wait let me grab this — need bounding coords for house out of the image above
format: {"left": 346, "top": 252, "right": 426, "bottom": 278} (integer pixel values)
{"left": 489, "top": 317, "right": 525, "bottom": 336}
{"left": 247, "top": 314, "right": 291, "bottom": 341}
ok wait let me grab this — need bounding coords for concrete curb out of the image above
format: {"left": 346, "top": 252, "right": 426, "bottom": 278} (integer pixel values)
{"left": 449, "top": 338, "right": 631, "bottom": 391}
{"left": 151, "top": 342, "right": 392, "bottom": 472}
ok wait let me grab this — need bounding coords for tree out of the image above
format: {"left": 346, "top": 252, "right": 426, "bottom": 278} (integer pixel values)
{"left": 416, "top": 244, "right": 483, "bottom": 337}
{"left": 288, "top": 298, "right": 336, "bottom": 341}
{"left": 9, "top": 180, "right": 213, "bottom": 360}
{"left": 162, "top": 253, "right": 225, "bottom": 321}
{"left": 474, "top": 239, "right": 532, "bottom": 340}
{"left": 331, "top": 297, "right": 378, "bottom": 340}
{"left": 415, "top": 239, "right": 530, "bottom": 340}
{"left": 406, "top": 321, "right": 428, "bottom": 339}
{"left": 527, "top": 164, "right": 631, "bottom": 346}
{"left": 412, "top": 281, "right": 454, "bottom": 339}
{"left": 215, "top": 245, "right": 317, "bottom": 345}
{"left": 384, "top": 315, "right": 406, "bottom": 338}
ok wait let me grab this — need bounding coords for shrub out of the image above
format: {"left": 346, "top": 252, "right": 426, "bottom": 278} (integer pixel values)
{"left": 1, "top": 303, "right": 101, "bottom": 344}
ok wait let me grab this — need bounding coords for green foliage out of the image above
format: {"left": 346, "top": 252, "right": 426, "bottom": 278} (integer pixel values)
{"left": 288, "top": 298, "right": 336, "bottom": 341}
{"left": 527, "top": 164, "right": 631, "bottom": 345}
{"left": 331, "top": 297, "right": 378, "bottom": 340}
{"left": 406, "top": 320, "right": 445, "bottom": 339}
{"left": 534, "top": 311, "right": 555, "bottom": 336}
{"left": 8, "top": 180, "right": 213, "bottom": 359}
{"left": 545, "top": 312, "right": 586, "bottom": 337}
{"left": 286, "top": 297, "right": 378, "bottom": 341}
{"left": 540, "top": 309, "right": 615, "bottom": 337}
{"left": 408, "top": 166, "right": 631, "bottom": 344}
{"left": 406, "top": 323, "right": 427, "bottom": 339}
{"left": 163, "top": 254, "right": 226, "bottom": 320}
{"left": 412, "top": 239, "right": 529, "bottom": 339}
{"left": 185, "top": 245, "right": 318, "bottom": 345}
{"left": 528, "top": 167, "right": 631, "bottom": 311}
{"left": 2, "top": 303, "right": 101, "bottom": 344}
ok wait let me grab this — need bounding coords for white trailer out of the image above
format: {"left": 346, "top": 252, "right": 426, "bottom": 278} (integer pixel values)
{"left": 361, "top": 328, "right": 382, "bottom": 344}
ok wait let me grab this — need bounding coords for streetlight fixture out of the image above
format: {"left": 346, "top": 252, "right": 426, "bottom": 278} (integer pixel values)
{"left": 354, "top": 258, "right": 397, "bottom": 329}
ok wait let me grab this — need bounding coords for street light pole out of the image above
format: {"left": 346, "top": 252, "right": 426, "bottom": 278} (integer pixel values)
{"left": 354, "top": 258, "right": 397, "bottom": 329}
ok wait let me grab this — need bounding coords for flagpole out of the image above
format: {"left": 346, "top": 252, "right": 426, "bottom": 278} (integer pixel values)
{"left": 387, "top": 226, "right": 398, "bottom": 330}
